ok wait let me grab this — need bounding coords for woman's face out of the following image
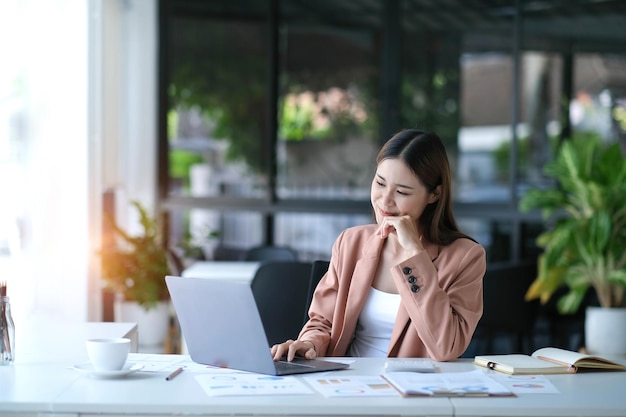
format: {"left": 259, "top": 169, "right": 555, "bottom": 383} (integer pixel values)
{"left": 370, "top": 158, "right": 439, "bottom": 225}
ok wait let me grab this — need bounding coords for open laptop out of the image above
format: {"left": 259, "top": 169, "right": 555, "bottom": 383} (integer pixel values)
{"left": 165, "top": 275, "right": 349, "bottom": 375}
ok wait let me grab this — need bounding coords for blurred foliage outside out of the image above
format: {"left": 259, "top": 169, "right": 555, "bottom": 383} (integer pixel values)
{"left": 492, "top": 131, "right": 603, "bottom": 184}
{"left": 279, "top": 86, "right": 370, "bottom": 142}
{"left": 400, "top": 71, "right": 460, "bottom": 151}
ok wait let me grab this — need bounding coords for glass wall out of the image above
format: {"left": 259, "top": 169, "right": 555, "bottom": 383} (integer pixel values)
{"left": 278, "top": 24, "right": 380, "bottom": 197}
{"left": 158, "top": 0, "right": 626, "bottom": 263}
{"left": 167, "top": 16, "right": 270, "bottom": 197}
{"left": 165, "top": 4, "right": 270, "bottom": 253}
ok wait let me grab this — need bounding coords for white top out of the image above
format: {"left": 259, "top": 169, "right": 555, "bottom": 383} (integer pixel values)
{"left": 347, "top": 287, "right": 401, "bottom": 357}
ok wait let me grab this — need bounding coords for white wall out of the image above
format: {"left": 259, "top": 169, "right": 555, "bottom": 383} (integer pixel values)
{"left": 0, "top": 0, "right": 89, "bottom": 324}
{"left": 0, "top": 0, "right": 157, "bottom": 324}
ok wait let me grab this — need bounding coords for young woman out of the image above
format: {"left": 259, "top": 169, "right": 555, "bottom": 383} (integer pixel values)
{"left": 271, "top": 129, "right": 486, "bottom": 362}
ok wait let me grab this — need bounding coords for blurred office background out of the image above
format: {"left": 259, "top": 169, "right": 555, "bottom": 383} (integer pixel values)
{"left": 1, "top": 0, "right": 625, "bottom": 350}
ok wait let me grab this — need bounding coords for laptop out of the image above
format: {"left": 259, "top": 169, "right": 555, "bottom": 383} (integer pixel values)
{"left": 165, "top": 275, "right": 349, "bottom": 375}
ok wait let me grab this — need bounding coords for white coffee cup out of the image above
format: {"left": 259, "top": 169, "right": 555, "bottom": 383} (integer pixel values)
{"left": 86, "top": 338, "right": 130, "bottom": 371}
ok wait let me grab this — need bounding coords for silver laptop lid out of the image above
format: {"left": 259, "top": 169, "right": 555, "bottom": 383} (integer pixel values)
{"left": 166, "top": 275, "right": 279, "bottom": 375}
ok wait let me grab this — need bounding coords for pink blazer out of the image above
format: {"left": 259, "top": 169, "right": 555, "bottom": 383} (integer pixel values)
{"left": 299, "top": 224, "right": 486, "bottom": 361}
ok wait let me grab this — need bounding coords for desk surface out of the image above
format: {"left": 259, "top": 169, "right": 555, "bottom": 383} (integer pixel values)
{"left": 3, "top": 321, "right": 626, "bottom": 417}
{"left": 3, "top": 353, "right": 626, "bottom": 416}
{"left": 52, "top": 358, "right": 453, "bottom": 417}
{"left": 2, "top": 319, "right": 137, "bottom": 416}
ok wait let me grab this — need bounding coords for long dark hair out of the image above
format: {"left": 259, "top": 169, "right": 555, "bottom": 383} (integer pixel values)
{"left": 376, "top": 129, "right": 471, "bottom": 245}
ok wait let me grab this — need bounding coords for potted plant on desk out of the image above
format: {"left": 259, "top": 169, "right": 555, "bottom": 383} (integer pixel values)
{"left": 519, "top": 135, "right": 626, "bottom": 355}
{"left": 99, "top": 200, "right": 183, "bottom": 350}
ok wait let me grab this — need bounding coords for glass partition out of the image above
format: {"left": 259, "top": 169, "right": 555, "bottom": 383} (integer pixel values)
{"left": 167, "top": 15, "right": 270, "bottom": 198}
{"left": 277, "top": 24, "right": 380, "bottom": 199}
{"left": 159, "top": 0, "right": 626, "bottom": 264}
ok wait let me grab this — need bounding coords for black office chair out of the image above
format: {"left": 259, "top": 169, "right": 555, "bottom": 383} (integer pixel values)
{"left": 304, "top": 260, "right": 330, "bottom": 324}
{"left": 471, "top": 261, "right": 539, "bottom": 355}
{"left": 241, "top": 245, "right": 298, "bottom": 262}
{"left": 250, "top": 260, "right": 313, "bottom": 346}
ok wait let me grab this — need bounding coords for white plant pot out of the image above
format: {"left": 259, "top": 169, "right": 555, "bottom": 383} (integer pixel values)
{"left": 202, "top": 240, "right": 219, "bottom": 260}
{"left": 585, "top": 306, "right": 626, "bottom": 356}
{"left": 114, "top": 298, "right": 171, "bottom": 350}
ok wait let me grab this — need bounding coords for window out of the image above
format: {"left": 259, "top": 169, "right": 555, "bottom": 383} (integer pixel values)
{"left": 158, "top": 0, "right": 626, "bottom": 263}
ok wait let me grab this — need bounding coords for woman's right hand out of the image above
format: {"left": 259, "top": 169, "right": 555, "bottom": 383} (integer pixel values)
{"left": 271, "top": 339, "right": 317, "bottom": 362}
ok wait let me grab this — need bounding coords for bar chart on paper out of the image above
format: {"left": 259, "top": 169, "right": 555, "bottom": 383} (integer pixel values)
{"left": 195, "top": 373, "right": 314, "bottom": 396}
{"left": 303, "top": 375, "right": 400, "bottom": 397}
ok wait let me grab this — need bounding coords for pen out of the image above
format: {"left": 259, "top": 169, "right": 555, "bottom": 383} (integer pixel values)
{"left": 165, "top": 367, "right": 184, "bottom": 381}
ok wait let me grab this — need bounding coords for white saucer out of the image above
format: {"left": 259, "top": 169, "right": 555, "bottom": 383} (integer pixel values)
{"left": 73, "top": 362, "right": 144, "bottom": 379}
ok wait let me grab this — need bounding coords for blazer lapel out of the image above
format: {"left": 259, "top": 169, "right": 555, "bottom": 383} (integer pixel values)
{"left": 334, "top": 234, "right": 382, "bottom": 354}
{"left": 346, "top": 236, "right": 380, "bottom": 314}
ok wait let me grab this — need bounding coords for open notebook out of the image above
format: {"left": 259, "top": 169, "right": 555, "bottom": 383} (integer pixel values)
{"left": 474, "top": 347, "right": 626, "bottom": 375}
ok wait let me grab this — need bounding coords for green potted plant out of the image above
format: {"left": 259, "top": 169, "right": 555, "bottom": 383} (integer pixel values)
{"left": 99, "top": 200, "right": 183, "bottom": 347}
{"left": 519, "top": 135, "right": 626, "bottom": 354}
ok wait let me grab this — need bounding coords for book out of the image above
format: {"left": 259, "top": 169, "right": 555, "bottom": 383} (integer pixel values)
{"left": 473, "top": 347, "right": 626, "bottom": 375}
{"left": 382, "top": 369, "right": 514, "bottom": 397}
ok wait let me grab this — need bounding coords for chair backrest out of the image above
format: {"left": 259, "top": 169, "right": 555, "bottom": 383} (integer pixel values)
{"left": 212, "top": 245, "right": 246, "bottom": 261}
{"left": 250, "top": 261, "right": 313, "bottom": 346}
{"left": 475, "top": 260, "right": 539, "bottom": 354}
{"left": 241, "top": 245, "right": 298, "bottom": 262}
{"left": 305, "top": 260, "right": 330, "bottom": 324}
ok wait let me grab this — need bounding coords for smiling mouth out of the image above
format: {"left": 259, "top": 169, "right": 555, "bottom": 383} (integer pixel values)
{"left": 379, "top": 209, "right": 397, "bottom": 217}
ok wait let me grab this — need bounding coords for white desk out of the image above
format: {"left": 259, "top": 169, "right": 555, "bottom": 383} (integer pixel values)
{"left": 4, "top": 322, "right": 626, "bottom": 417}
{"left": 451, "top": 370, "right": 626, "bottom": 416}
{"left": 1, "top": 319, "right": 138, "bottom": 417}
{"left": 52, "top": 357, "right": 454, "bottom": 417}
{"left": 3, "top": 345, "right": 626, "bottom": 416}
{"left": 182, "top": 261, "right": 261, "bottom": 284}
{"left": 1, "top": 355, "right": 452, "bottom": 417}
{"left": 3, "top": 354, "right": 626, "bottom": 417}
